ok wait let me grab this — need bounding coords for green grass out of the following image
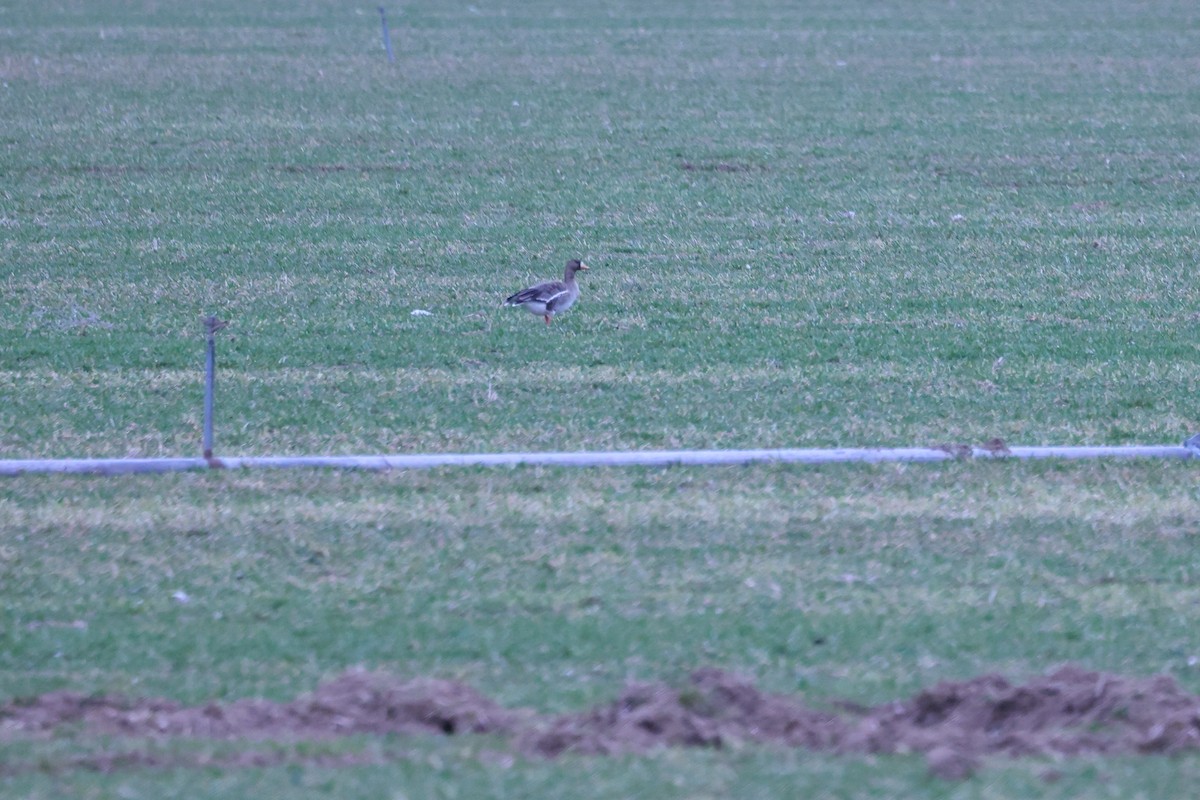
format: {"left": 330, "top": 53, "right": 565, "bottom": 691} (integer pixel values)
{"left": 5, "top": 742, "right": 1200, "bottom": 800}
{"left": 7, "top": 740, "right": 1200, "bottom": 800}
{"left": 3, "top": 463, "right": 1200, "bottom": 706}
{"left": 3, "top": 0, "right": 1200, "bottom": 795}
{"left": 4, "top": 463, "right": 1200, "bottom": 796}
{"left": 3, "top": 0, "right": 1198, "bottom": 457}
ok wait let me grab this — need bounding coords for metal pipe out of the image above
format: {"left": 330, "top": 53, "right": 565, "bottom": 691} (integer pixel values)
{"left": 379, "top": 7, "right": 395, "bottom": 62}
{"left": 0, "top": 444, "right": 1193, "bottom": 476}
{"left": 203, "top": 328, "right": 215, "bottom": 459}
{"left": 201, "top": 316, "right": 227, "bottom": 460}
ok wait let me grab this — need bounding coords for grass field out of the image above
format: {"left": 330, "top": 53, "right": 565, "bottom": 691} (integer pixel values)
{"left": 3, "top": 0, "right": 1200, "bottom": 796}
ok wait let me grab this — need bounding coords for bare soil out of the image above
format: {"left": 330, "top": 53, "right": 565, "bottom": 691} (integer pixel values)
{"left": 4, "top": 664, "right": 1200, "bottom": 779}
{"left": 0, "top": 671, "right": 517, "bottom": 740}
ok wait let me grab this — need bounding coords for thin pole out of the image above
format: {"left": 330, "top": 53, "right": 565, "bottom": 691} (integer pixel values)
{"left": 202, "top": 316, "right": 227, "bottom": 460}
{"left": 379, "top": 7, "right": 395, "bottom": 62}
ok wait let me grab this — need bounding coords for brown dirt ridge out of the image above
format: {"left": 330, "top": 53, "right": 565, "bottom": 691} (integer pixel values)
{"left": 4, "top": 664, "right": 1200, "bottom": 780}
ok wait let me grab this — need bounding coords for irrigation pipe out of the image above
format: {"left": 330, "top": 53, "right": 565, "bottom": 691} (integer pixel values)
{"left": 3, "top": 317, "right": 1194, "bottom": 476}
{"left": 0, "top": 444, "right": 1194, "bottom": 476}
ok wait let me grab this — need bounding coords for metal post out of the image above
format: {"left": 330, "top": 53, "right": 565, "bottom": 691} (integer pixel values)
{"left": 202, "top": 316, "right": 227, "bottom": 460}
{"left": 379, "top": 7, "right": 395, "bottom": 62}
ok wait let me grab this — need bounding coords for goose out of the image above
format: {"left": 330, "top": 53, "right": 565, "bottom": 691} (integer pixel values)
{"left": 505, "top": 259, "right": 589, "bottom": 324}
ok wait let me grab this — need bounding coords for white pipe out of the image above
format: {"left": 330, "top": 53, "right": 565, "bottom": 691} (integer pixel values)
{"left": 0, "top": 457, "right": 210, "bottom": 475}
{"left": 0, "top": 444, "right": 1193, "bottom": 475}
{"left": 1004, "top": 445, "right": 1190, "bottom": 460}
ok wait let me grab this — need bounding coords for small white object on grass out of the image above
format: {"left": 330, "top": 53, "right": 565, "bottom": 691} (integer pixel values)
{"left": 172, "top": 590, "right": 190, "bottom": 604}
{"left": 410, "top": 309, "right": 433, "bottom": 316}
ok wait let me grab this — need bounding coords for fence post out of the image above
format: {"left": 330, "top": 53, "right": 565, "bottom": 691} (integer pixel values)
{"left": 202, "top": 316, "right": 228, "bottom": 460}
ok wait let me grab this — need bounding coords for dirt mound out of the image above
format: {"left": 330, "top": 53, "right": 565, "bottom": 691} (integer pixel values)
{"left": 523, "top": 667, "right": 845, "bottom": 756}
{"left": 843, "top": 664, "right": 1200, "bottom": 776}
{"left": 0, "top": 668, "right": 516, "bottom": 740}
{"left": 523, "top": 665, "right": 1200, "bottom": 777}
{"left": 5, "top": 664, "right": 1200, "bottom": 779}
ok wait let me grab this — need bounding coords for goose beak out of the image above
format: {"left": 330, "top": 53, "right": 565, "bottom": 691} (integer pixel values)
{"left": 578, "top": 263, "right": 590, "bottom": 271}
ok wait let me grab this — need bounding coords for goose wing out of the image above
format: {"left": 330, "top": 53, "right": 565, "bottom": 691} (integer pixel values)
{"left": 506, "top": 280, "right": 568, "bottom": 306}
